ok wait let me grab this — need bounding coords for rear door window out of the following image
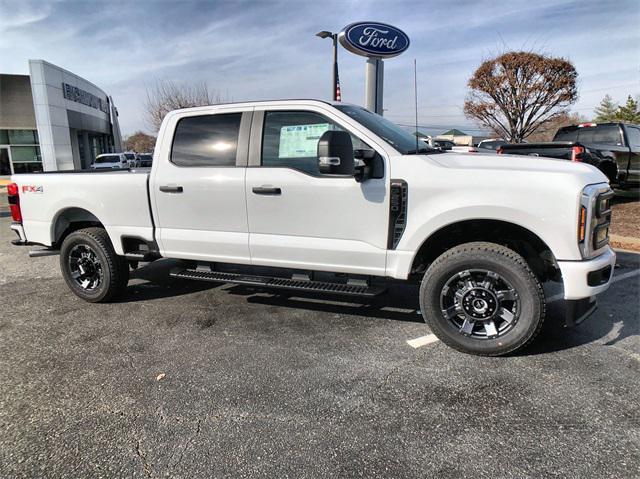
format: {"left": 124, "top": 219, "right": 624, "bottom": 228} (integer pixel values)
{"left": 625, "top": 127, "right": 640, "bottom": 148}
{"left": 171, "top": 113, "right": 242, "bottom": 167}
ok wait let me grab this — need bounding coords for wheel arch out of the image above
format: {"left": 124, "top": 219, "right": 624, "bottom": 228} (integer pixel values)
{"left": 409, "top": 219, "right": 559, "bottom": 282}
{"left": 51, "top": 207, "right": 105, "bottom": 248}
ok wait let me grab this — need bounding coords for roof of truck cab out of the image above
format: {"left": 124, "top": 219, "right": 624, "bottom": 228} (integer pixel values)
{"left": 168, "top": 99, "right": 355, "bottom": 114}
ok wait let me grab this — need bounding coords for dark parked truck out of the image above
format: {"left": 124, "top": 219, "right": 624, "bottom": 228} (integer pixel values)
{"left": 499, "top": 122, "right": 640, "bottom": 191}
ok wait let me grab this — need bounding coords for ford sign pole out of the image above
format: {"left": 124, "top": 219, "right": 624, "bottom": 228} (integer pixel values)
{"left": 339, "top": 22, "right": 409, "bottom": 115}
{"left": 365, "top": 58, "right": 384, "bottom": 114}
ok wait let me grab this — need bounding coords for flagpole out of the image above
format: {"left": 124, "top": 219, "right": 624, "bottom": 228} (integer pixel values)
{"left": 332, "top": 33, "right": 340, "bottom": 101}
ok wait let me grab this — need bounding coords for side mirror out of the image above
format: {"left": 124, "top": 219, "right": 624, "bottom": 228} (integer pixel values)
{"left": 317, "top": 130, "right": 354, "bottom": 176}
{"left": 354, "top": 149, "right": 384, "bottom": 182}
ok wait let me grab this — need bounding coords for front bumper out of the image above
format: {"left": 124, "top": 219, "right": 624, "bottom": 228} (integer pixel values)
{"left": 557, "top": 247, "right": 616, "bottom": 300}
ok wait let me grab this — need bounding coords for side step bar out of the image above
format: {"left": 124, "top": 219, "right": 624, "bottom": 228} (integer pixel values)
{"left": 170, "top": 268, "right": 386, "bottom": 297}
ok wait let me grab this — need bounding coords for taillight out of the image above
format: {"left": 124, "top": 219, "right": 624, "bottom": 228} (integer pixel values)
{"left": 496, "top": 147, "right": 504, "bottom": 154}
{"left": 571, "top": 146, "right": 584, "bottom": 162}
{"left": 7, "top": 182, "right": 22, "bottom": 223}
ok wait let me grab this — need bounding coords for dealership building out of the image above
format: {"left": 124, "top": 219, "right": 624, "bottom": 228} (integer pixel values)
{"left": 0, "top": 59, "right": 122, "bottom": 175}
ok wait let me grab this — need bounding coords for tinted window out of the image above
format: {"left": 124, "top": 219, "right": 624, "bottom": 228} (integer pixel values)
{"left": 262, "top": 111, "right": 367, "bottom": 175}
{"left": 171, "top": 113, "right": 242, "bottom": 167}
{"left": 95, "top": 155, "right": 120, "bottom": 163}
{"left": 578, "top": 125, "right": 622, "bottom": 145}
{"left": 626, "top": 127, "right": 640, "bottom": 147}
{"left": 125, "top": 153, "right": 136, "bottom": 160}
{"left": 554, "top": 128, "right": 578, "bottom": 142}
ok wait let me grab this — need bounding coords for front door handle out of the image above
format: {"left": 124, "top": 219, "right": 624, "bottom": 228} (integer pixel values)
{"left": 159, "top": 185, "right": 183, "bottom": 193}
{"left": 252, "top": 186, "right": 281, "bottom": 195}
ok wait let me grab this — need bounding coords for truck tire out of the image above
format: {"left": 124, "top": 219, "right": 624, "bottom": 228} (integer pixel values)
{"left": 59, "top": 227, "right": 129, "bottom": 303}
{"left": 419, "top": 242, "right": 545, "bottom": 356}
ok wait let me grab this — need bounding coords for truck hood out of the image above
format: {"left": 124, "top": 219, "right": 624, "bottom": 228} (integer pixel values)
{"left": 427, "top": 151, "right": 607, "bottom": 184}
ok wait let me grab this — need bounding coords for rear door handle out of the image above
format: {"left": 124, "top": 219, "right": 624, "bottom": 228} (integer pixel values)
{"left": 252, "top": 186, "right": 281, "bottom": 195}
{"left": 159, "top": 185, "right": 183, "bottom": 193}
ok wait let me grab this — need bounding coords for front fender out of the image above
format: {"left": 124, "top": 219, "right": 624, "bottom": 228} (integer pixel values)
{"left": 398, "top": 204, "right": 580, "bottom": 262}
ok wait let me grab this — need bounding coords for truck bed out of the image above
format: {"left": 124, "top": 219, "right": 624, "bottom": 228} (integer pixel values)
{"left": 10, "top": 169, "right": 153, "bottom": 254}
{"left": 499, "top": 141, "right": 577, "bottom": 160}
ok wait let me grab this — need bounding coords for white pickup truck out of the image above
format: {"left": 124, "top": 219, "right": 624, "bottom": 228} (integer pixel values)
{"left": 7, "top": 100, "right": 616, "bottom": 356}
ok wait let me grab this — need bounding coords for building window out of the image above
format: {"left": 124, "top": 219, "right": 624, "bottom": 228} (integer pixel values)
{"left": 0, "top": 130, "right": 8, "bottom": 144}
{"left": 8, "top": 130, "right": 38, "bottom": 145}
{"left": 10, "top": 146, "right": 42, "bottom": 173}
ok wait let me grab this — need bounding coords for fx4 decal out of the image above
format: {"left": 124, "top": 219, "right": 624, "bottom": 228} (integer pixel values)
{"left": 22, "top": 185, "right": 44, "bottom": 194}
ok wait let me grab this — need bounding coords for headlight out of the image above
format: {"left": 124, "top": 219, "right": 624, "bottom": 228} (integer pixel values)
{"left": 579, "top": 185, "right": 613, "bottom": 258}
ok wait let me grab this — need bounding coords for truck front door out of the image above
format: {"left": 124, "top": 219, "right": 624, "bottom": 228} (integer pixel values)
{"left": 151, "top": 108, "right": 253, "bottom": 264}
{"left": 244, "top": 107, "right": 389, "bottom": 276}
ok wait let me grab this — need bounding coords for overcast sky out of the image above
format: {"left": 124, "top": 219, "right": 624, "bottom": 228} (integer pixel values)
{"left": 1, "top": 0, "right": 638, "bottom": 136}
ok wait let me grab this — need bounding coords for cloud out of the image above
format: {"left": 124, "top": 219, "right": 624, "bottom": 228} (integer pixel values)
{"left": 1, "top": 0, "right": 638, "bottom": 135}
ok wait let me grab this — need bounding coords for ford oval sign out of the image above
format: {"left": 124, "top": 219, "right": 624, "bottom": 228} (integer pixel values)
{"left": 338, "top": 22, "right": 409, "bottom": 59}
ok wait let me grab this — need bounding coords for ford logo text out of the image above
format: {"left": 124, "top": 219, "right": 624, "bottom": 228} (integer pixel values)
{"left": 339, "top": 22, "right": 409, "bottom": 58}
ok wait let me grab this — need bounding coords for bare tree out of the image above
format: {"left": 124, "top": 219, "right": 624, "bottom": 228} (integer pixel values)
{"left": 464, "top": 51, "right": 578, "bottom": 142}
{"left": 123, "top": 131, "right": 156, "bottom": 152}
{"left": 145, "top": 80, "right": 224, "bottom": 132}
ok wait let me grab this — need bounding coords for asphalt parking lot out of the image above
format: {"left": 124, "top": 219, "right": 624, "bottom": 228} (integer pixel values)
{"left": 0, "top": 213, "right": 639, "bottom": 478}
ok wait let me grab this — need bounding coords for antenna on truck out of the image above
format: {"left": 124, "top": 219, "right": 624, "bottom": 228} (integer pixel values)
{"left": 414, "top": 58, "right": 419, "bottom": 152}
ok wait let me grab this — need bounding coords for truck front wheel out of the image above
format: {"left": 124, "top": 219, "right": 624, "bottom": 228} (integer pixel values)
{"left": 60, "top": 227, "right": 129, "bottom": 303}
{"left": 419, "top": 242, "right": 545, "bottom": 356}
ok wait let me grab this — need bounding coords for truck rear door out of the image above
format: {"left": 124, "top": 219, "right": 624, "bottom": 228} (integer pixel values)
{"left": 574, "top": 124, "right": 630, "bottom": 183}
{"left": 150, "top": 107, "right": 253, "bottom": 264}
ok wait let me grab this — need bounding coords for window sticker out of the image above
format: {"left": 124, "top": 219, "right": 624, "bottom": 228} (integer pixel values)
{"left": 278, "top": 123, "right": 331, "bottom": 158}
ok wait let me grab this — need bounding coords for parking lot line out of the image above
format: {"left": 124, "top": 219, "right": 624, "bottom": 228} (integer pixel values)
{"left": 407, "top": 268, "right": 639, "bottom": 349}
{"left": 406, "top": 334, "right": 440, "bottom": 348}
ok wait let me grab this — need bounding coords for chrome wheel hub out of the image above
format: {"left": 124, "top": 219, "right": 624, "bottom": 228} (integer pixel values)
{"left": 68, "top": 244, "right": 103, "bottom": 291}
{"left": 440, "top": 269, "right": 520, "bottom": 339}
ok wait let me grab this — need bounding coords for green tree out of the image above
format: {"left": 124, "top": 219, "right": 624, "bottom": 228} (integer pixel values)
{"left": 614, "top": 95, "right": 640, "bottom": 123}
{"left": 593, "top": 94, "right": 618, "bottom": 122}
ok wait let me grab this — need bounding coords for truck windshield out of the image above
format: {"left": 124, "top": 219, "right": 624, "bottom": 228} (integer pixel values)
{"left": 334, "top": 105, "right": 437, "bottom": 154}
{"left": 95, "top": 156, "right": 119, "bottom": 163}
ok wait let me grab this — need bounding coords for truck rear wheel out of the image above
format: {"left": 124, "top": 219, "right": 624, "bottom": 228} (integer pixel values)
{"left": 59, "top": 227, "right": 129, "bottom": 303}
{"left": 419, "top": 242, "right": 545, "bottom": 356}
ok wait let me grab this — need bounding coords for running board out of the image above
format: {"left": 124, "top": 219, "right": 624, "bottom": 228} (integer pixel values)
{"left": 170, "top": 268, "right": 386, "bottom": 297}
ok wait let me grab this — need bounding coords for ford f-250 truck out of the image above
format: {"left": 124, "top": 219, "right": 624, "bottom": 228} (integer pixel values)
{"left": 7, "top": 100, "right": 616, "bottom": 356}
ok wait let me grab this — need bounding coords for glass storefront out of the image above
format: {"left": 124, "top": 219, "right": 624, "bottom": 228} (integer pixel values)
{"left": 0, "top": 129, "right": 43, "bottom": 175}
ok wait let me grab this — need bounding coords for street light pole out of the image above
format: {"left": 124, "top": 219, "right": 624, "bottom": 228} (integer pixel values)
{"left": 316, "top": 30, "right": 340, "bottom": 101}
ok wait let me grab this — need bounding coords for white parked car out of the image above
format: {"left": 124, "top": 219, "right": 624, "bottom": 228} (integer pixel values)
{"left": 123, "top": 152, "right": 138, "bottom": 167}
{"left": 90, "top": 153, "right": 130, "bottom": 169}
{"left": 8, "top": 100, "right": 615, "bottom": 356}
